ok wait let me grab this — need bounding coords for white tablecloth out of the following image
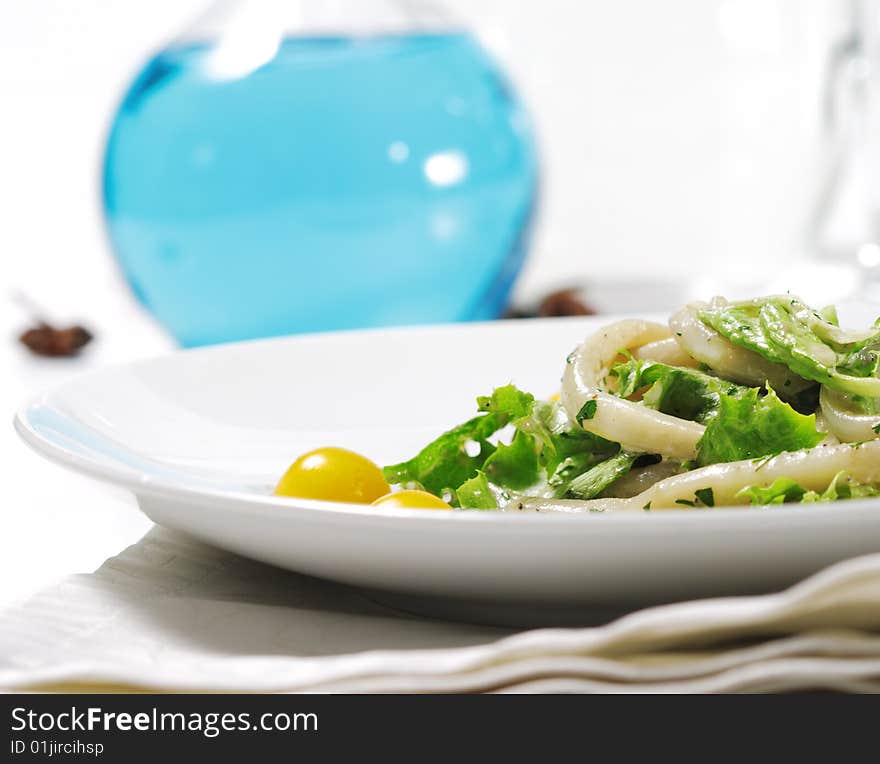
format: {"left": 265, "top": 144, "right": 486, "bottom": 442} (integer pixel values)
{"left": 2, "top": 527, "right": 879, "bottom": 693}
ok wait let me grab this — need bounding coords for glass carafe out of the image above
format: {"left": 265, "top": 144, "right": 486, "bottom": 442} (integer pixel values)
{"left": 103, "top": 0, "right": 538, "bottom": 346}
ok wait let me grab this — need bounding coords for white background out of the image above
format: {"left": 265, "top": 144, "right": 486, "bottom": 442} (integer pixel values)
{"left": 1, "top": 0, "right": 850, "bottom": 307}
{"left": 0, "top": 0, "right": 859, "bottom": 605}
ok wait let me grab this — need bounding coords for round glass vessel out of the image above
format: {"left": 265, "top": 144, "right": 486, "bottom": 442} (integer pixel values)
{"left": 103, "top": 0, "right": 538, "bottom": 346}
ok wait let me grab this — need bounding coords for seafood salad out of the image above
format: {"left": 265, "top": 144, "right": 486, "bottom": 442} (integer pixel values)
{"left": 379, "top": 295, "right": 880, "bottom": 512}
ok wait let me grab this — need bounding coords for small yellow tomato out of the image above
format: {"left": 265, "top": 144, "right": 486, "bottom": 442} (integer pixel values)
{"left": 274, "top": 447, "right": 390, "bottom": 503}
{"left": 371, "top": 490, "right": 453, "bottom": 510}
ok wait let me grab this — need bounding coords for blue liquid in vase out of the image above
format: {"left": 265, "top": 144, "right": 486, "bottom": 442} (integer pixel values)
{"left": 104, "top": 33, "right": 538, "bottom": 346}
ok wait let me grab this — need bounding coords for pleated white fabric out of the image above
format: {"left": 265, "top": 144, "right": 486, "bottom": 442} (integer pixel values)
{"left": 1, "top": 527, "right": 879, "bottom": 693}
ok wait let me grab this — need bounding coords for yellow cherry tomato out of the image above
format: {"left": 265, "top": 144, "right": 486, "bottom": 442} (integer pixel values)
{"left": 371, "top": 490, "right": 453, "bottom": 510}
{"left": 274, "top": 447, "right": 390, "bottom": 503}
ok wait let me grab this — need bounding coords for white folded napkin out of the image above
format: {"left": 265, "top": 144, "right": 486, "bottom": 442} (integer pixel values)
{"left": 2, "top": 526, "right": 879, "bottom": 693}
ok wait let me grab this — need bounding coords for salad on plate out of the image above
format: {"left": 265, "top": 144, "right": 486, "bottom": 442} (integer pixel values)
{"left": 275, "top": 295, "right": 880, "bottom": 513}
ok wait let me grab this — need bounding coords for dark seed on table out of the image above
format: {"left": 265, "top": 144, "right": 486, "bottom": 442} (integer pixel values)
{"left": 18, "top": 323, "right": 93, "bottom": 357}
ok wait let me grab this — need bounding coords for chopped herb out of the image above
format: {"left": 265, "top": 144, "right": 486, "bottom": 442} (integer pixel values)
{"left": 642, "top": 501, "right": 652, "bottom": 510}
{"left": 675, "top": 499, "right": 696, "bottom": 507}
{"left": 695, "top": 487, "right": 715, "bottom": 507}
{"left": 873, "top": 423, "right": 880, "bottom": 435}
{"left": 576, "top": 399, "right": 598, "bottom": 424}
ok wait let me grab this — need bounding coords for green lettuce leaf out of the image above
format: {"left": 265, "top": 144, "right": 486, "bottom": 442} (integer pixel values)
{"left": 547, "top": 452, "right": 599, "bottom": 492}
{"left": 695, "top": 387, "right": 824, "bottom": 466}
{"left": 383, "top": 385, "right": 611, "bottom": 498}
{"left": 506, "top": 398, "right": 623, "bottom": 498}
{"left": 456, "top": 471, "right": 497, "bottom": 509}
{"left": 758, "top": 301, "right": 880, "bottom": 396}
{"left": 476, "top": 384, "right": 535, "bottom": 420}
{"left": 699, "top": 297, "right": 880, "bottom": 397}
{"left": 564, "top": 451, "right": 638, "bottom": 499}
{"left": 736, "top": 477, "right": 807, "bottom": 505}
{"left": 818, "top": 304, "right": 839, "bottom": 326}
{"left": 383, "top": 385, "right": 536, "bottom": 495}
{"left": 738, "top": 471, "right": 880, "bottom": 505}
{"left": 382, "top": 414, "right": 500, "bottom": 496}
{"left": 482, "top": 430, "right": 540, "bottom": 491}
{"left": 515, "top": 399, "right": 619, "bottom": 476}
{"left": 611, "top": 357, "right": 821, "bottom": 465}
{"left": 385, "top": 385, "right": 625, "bottom": 504}
{"left": 612, "top": 357, "right": 748, "bottom": 424}
{"left": 802, "top": 471, "right": 880, "bottom": 502}
{"left": 698, "top": 301, "right": 785, "bottom": 363}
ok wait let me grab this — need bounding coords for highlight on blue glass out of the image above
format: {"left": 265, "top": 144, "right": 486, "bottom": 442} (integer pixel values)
{"left": 103, "top": 0, "right": 538, "bottom": 347}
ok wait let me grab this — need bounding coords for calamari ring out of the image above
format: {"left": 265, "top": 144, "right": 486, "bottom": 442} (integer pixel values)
{"left": 561, "top": 319, "right": 705, "bottom": 459}
{"left": 819, "top": 387, "right": 880, "bottom": 444}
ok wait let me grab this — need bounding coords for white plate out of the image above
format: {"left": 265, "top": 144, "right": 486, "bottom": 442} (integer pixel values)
{"left": 15, "top": 317, "right": 880, "bottom": 625}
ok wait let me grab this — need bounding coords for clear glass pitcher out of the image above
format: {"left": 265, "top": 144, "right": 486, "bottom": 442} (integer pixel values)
{"left": 103, "top": 0, "right": 538, "bottom": 346}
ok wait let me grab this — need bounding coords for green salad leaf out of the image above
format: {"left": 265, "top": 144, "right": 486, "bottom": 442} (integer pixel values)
{"left": 758, "top": 301, "right": 880, "bottom": 395}
{"left": 802, "top": 471, "right": 880, "bottom": 502}
{"left": 610, "top": 357, "right": 821, "bottom": 465}
{"left": 837, "top": 347, "right": 880, "bottom": 379}
{"left": 738, "top": 471, "right": 880, "bottom": 505}
{"left": 695, "top": 387, "right": 824, "bottom": 466}
{"left": 612, "top": 357, "right": 748, "bottom": 424}
{"left": 382, "top": 415, "right": 500, "bottom": 496}
{"left": 515, "top": 398, "right": 619, "bottom": 476}
{"left": 698, "top": 301, "right": 784, "bottom": 362}
{"left": 383, "top": 386, "right": 534, "bottom": 495}
{"left": 818, "top": 304, "right": 839, "bottom": 326}
{"left": 384, "top": 385, "right": 623, "bottom": 507}
{"left": 699, "top": 297, "right": 880, "bottom": 397}
{"left": 476, "top": 385, "right": 535, "bottom": 420}
{"left": 455, "top": 471, "right": 497, "bottom": 509}
{"left": 564, "top": 451, "right": 638, "bottom": 500}
{"left": 736, "top": 477, "right": 807, "bottom": 505}
{"left": 482, "top": 430, "right": 540, "bottom": 491}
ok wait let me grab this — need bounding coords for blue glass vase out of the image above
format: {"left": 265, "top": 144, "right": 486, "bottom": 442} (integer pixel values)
{"left": 103, "top": 0, "right": 538, "bottom": 347}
